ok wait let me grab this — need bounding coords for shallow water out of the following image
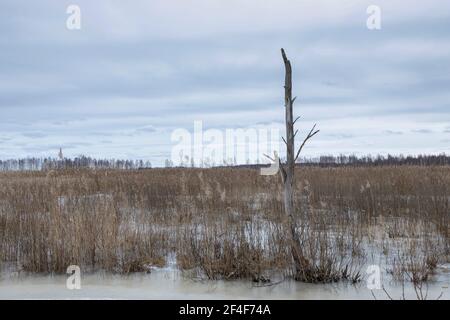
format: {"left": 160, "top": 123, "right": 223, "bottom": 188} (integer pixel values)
{"left": 0, "top": 266, "right": 448, "bottom": 300}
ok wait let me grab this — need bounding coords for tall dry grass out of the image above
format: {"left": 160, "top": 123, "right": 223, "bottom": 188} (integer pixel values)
{"left": 0, "top": 166, "right": 448, "bottom": 283}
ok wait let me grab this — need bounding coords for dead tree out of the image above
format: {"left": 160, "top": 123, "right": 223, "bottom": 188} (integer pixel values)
{"left": 270, "top": 48, "right": 319, "bottom": 279}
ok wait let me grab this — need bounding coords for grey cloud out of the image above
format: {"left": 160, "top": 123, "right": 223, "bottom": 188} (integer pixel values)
{"left": 411, "top": 129, "right": 433, "bottom": 134}
{"left": 135, "top": 126, "right": 157, "bottom": 133}
{"left": 22, "top": 132, "right": 48, "bottom": 139}
{"left": 384, "top": 130, "right": 403, "bottom": 135}
{"left": 326, "top": 133, "right": 355, "bottom": 139}
{"left": 0, "top": 136, "right": 12, "bottom": 142}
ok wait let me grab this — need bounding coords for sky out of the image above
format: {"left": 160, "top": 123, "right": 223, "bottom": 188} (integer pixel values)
{"left": 1, "top": 0, "right": 449, "bottom": 166}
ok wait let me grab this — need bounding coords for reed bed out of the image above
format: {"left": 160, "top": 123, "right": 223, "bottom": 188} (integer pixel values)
{"left": 0, "top": 166, "right": 448, "bottom": 284}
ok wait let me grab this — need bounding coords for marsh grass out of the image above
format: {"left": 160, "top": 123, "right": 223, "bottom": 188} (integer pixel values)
{"left": 0, "top": 166, "right": 448, "bottom": 284}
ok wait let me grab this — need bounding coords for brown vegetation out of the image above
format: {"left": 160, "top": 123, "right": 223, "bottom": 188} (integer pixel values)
{"left": 0, "top": 166, "right": 448, "bottom": 284}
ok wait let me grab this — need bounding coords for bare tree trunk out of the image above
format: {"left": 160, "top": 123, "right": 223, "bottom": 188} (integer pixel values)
{"left": 280, "top": 49, "right": 303, "bottom": 277}
{"left": 279, "top": 48, "right": 319, "bottom": 280}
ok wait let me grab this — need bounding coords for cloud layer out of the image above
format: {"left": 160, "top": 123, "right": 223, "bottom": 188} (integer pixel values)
{"left": 1, "top": 0, "right": 449, "bottom": 164}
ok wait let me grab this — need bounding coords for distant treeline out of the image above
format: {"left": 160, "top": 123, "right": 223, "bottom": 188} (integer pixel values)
{"left": 0, "top": 154, "right": 448, "bottom": 171}
{"left": 296, "top": 154, "right": 450, "bottom": 167}
{"left": 0, "top": 156, "right": 152, "bottom": 171}
{"left": 222, "top": 154, "right": 450, "bottom": 169}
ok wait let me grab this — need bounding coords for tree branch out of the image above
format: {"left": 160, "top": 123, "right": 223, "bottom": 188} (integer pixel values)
{"left": 294, "top": 124, "right": 320, "bottom": 162}
{"left": 263, "top": 153, "right": 275, "bottom": 162}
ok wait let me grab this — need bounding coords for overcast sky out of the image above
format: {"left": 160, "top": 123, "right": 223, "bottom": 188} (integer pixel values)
{"left": 1, "top": 0, "right": 449, "bottom": 165}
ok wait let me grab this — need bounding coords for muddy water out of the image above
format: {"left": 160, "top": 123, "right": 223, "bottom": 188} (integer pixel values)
{"left": 1, "top": 266, "right": 449, "bottom": 300}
